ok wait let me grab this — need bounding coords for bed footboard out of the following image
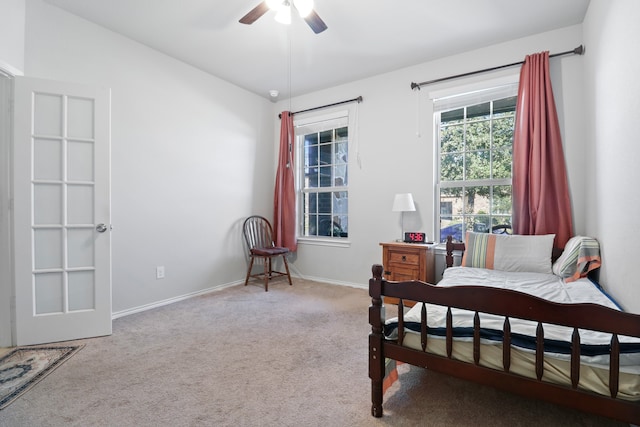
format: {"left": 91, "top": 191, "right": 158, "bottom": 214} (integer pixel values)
{"left": 368, "top": 263, "right": 640, "bottom": 423}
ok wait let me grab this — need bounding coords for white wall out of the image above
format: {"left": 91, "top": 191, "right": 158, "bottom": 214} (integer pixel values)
{"left": 8, "top": 0, "right": 637, "bottom": 326}
{"left": 583, "top": 0, "right": 640, "bottom": 313}
{"left": 23, "top": 0, "right": 275, "bottom": 313}
{"left": 277, "top": 25, "right": 586, "bottom": 288}
{"left": 0, "top": 0, "right": 25, "bottom": 75}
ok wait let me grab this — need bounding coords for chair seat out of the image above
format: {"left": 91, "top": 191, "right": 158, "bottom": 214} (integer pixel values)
{"left": 251, "top": 247, "right": 289, "bottom": 256}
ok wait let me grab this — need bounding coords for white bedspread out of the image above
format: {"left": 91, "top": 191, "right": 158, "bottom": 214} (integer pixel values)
{"left": 386, "top": 267, "right": 640, "bottom": 371}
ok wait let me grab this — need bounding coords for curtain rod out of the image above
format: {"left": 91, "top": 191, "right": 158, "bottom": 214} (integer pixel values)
{"left": 278, "top": 96, "right": 363, "bottom": 119}
{"left": 410, "top": 45, "right": 584, "bottom": 90}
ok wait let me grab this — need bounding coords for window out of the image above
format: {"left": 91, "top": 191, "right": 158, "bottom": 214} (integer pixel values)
{"left": 435, "top": 83, "right": 518, "bottom": 243}
{"left": 296, "top": 112, "right": 349, "bottom": 239}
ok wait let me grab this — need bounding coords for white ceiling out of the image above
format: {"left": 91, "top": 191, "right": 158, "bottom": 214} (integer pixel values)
{"left": 43, "top": 0, "right": 590, "bottom": 100}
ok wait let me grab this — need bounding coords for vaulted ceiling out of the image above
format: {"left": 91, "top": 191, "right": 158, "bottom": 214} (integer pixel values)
{"left": 44, "top": 0, "right": 590, "bottom": 100}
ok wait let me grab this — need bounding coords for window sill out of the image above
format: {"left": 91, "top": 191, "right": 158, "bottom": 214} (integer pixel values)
{"left": 434, "top": 243, "right": 448, "bottom": 253}
{"left": 297, "top": 237, "right": 351, "bottom": 248}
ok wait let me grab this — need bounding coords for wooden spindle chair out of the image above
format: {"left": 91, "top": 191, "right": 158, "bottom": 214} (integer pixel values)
{"left": 242, "top": 215, "right": 293, "bottom": 291}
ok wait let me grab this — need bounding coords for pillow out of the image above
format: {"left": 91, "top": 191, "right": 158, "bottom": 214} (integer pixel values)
{"left": 552, "top": 236, "right": 601, "bottom": 281}
{"left": 461, "top": 232, "right": 555, "bottom": 274}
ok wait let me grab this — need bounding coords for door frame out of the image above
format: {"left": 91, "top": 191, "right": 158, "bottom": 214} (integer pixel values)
{"left": 0, "top": 69, "right": 15, "bottom": 347}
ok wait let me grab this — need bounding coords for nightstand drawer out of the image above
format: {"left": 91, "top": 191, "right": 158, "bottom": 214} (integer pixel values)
{"left": 388, "top": 266, "right": 419, "bottom": 282}
{"left": 389, "top": 252, "right": 420, "bottom": 266}
{"left": 381, "top": 242, "right": 435, "bottom": 307}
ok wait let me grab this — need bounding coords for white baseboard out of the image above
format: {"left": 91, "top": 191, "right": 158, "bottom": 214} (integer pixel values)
{"left": 111, "top": 275, "right": 367, "bottom": 320}
{"left": 111, "top": 280, "right": 244, "bottom": 320}
{"left": 292, "top": 273, "right": 368, "bottom": 290}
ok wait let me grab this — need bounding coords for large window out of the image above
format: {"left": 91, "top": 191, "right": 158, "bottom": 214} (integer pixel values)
{"left": 296, "top": 113, "right": 349, "bottom": 239}
{"left": 435, "top": 84, "right": 518, "bottom": 242}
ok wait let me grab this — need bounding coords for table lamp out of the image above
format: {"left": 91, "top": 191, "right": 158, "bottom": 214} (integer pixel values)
{"left": 392, "top": 193, "right": 415, "bottom": 241}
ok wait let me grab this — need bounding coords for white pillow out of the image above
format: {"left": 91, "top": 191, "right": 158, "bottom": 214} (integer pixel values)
{"left": 461, "top": 232, "right": 555, "bottom": 274}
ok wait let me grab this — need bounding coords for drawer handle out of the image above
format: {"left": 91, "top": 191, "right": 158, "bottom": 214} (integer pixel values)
{"left": 402, "top": 255, "right": 407, "bottom": 261}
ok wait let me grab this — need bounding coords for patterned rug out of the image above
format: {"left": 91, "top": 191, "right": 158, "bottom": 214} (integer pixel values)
{"left": 0, "top": 345, "right": 83, "bottom": 410}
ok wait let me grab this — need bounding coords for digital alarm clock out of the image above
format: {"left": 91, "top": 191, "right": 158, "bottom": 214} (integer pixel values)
{"left": 404, "top": 232, "right": 427, "bottom": 243}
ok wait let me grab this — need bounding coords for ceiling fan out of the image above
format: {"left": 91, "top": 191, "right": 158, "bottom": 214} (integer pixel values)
{"left": 239, "top": 0, "right": 328, "bottom": 34}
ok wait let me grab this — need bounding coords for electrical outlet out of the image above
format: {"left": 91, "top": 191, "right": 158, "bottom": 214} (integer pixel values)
{"left": 156, "top": 266, "right": 165, "bottom": 279}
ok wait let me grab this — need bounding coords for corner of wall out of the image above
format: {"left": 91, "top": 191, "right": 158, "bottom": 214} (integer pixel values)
{"left": 0, "top": 0, "right": 26, "bottom": 76}
{"left": 0, "top": 75, "right": 14, "bottom": 346}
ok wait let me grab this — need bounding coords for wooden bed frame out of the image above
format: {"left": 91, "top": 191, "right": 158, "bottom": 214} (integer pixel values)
{"left": 368, "top": 238, "right": 640, "bottom": 424}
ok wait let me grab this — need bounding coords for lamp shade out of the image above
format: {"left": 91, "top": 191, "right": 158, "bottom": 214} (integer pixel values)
{"left": 392, "top": 193, "right": 416, "bottom": 212}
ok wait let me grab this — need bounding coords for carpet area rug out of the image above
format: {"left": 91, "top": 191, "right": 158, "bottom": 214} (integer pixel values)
{"left": 0, "top": 345, "right": 83, "bottom": 410}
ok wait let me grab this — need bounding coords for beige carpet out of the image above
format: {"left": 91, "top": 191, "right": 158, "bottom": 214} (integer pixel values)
{"left": 0, "top": 278, "right": 628, "bottom": 426}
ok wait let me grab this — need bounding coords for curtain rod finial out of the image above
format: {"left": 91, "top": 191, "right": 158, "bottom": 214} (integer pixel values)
{"left": 411, "top": 82, "right": 421, "bottom": 90}
{"left": 574, "top": 45, "right": 584, "bottom": 55}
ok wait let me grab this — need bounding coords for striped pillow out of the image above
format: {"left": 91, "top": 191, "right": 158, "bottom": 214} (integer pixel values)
{"left": 552, "top": 236, "right": 601, "bottom": 282}
{"left": 461, "top": 232, "right": 555, "bottom": 274}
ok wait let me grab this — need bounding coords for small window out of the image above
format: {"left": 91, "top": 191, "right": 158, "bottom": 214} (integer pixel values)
{"left": 296, "top": 113, "right": 348, "bottom": 239}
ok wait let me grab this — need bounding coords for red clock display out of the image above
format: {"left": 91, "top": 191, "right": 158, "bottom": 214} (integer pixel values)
{"left": 404, "top": 232, "right": 426, "bottom": 243}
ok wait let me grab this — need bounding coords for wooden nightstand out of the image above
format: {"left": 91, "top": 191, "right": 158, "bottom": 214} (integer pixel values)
{"left": 380, "top": 242, "right": 436, "bottom": 306}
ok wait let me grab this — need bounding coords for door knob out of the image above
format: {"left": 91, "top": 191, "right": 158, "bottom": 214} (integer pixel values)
{"left": 96, "top": 223, "right": 108, "bottom": 233}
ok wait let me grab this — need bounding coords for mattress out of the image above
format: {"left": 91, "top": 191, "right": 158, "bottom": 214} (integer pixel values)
{"left": 384, "top": 267, "right": 640, "bottom": 400}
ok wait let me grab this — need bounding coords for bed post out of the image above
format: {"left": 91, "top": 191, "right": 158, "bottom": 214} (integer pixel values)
{"left": 445, "top": 235, "right": 465, "bottom": 268}
{"left": 446, "top": 235, "right": 455, "bottom": 268}
{"left": 369, "top": 264, "right": 385, "bottom": 418}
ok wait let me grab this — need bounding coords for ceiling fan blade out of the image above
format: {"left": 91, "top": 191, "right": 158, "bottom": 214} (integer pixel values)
{"left": 239, "top": 1, "right": 270, "bottom": 25}
{"left": 304, "top": 9, "right": 327, "bottom": 34}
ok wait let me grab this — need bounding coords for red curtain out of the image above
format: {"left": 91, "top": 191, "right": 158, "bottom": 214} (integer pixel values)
{"left": 512, "top": 52, "right": 573, "bottom": 249}
{"left": 273, "top": 111, "right": 297, "bottom": 251}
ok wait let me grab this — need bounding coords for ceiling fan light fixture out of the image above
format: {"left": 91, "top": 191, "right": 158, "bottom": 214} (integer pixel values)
{"left": 293, "top": 0, "right": 314, "bottom": 18}
{"left": 239, "top": 0, "right": 326, "bottom": 33}
{"left": 274, "top": 4, "right": 292, "bottom": 25}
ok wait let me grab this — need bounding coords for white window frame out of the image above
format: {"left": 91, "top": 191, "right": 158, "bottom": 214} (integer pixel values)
{"left": 432, "top": 75, "right": 519, "bottom": 243}
{"left": 294, "top": 108, "right": 353, "bottom": 247}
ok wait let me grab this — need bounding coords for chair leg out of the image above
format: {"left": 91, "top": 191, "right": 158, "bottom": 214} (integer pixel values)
{"left": 244, "top": 256, "right": 255, "bottom": 286}
{"left": 263, "top": 257, "right": 270, "bottom": 292}
{"left": 282, "top": 254, "right": 293, "bottom": 286}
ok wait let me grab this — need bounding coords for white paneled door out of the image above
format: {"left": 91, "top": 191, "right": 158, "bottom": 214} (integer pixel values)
{"left": 13, "top": 77, "right": 111, "bottom": 346}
